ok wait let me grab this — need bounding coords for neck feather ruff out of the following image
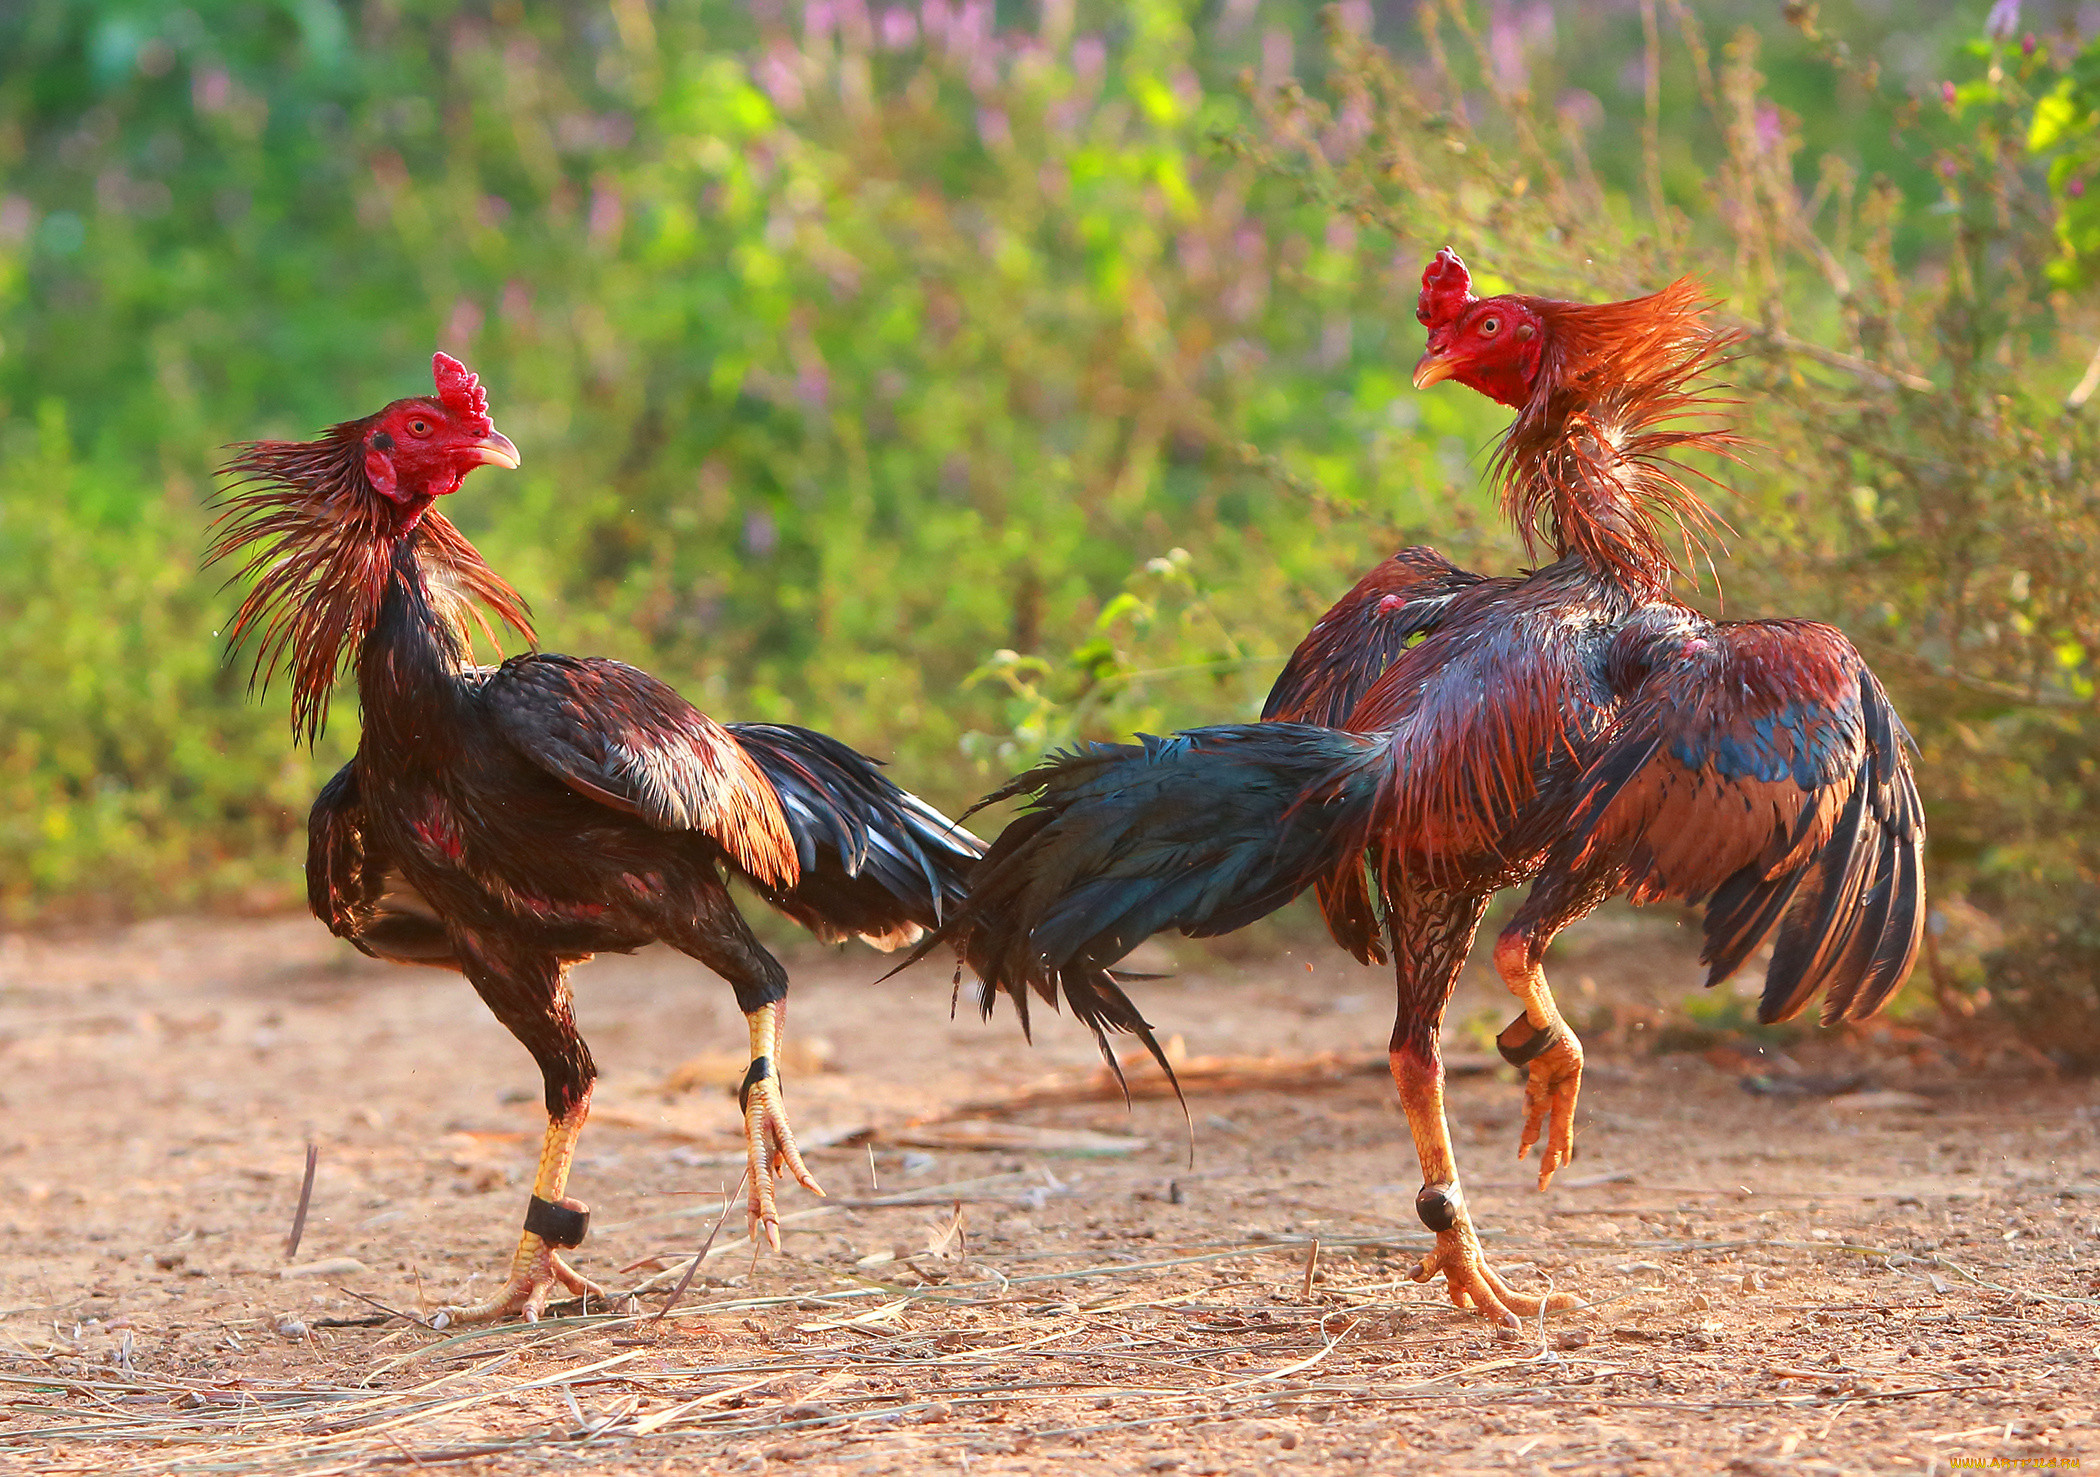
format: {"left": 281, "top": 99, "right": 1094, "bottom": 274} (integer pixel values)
{"left": 209, "top": 424, "right": 533, "bottom": 744}
{"left": 1492, "top": 280, "right": 1740, "bottom": 596}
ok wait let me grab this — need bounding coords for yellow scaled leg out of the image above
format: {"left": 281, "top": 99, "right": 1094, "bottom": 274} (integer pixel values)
{"left": 1392, "top": 1042, "right": 1585, "bottom": 1326}
{"left": 434, "top": 1090, "right": 606, "bottom": 1327}
{"left": 1492, "top": 935, "right": 1584, "bottom": 1189}
{"left": 742, "top": 999, "right": 824, "bottom": 1250}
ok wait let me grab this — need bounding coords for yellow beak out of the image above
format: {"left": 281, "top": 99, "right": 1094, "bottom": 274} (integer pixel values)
{"left": 1411, "top": 351, "right": 1459, "bottom": 391}
{"left": 468, "top": 431, "right": 521, "bottom": 470}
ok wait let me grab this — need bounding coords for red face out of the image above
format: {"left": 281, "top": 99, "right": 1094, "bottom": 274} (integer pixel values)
{"left": 1413, "top": 296, "right": 1545, "bottom": 409}
{"left": 360, "top": 396, "right": 519, "bottom": 506}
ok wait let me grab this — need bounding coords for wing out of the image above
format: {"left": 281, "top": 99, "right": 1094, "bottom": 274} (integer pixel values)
{"left": 1563, "top": 617, "right": 1924, "bottom": 1025}
{"left": 726, "top": 723, "right": 985, "bottom": 950}
{"left": 480, "top": 654, "right": 798, "bottom": 889}
{"left": 307, "top": 762, "right": 457, "bottom": 968}
{"left": 1262, "top": 546, "right": 1489, "bottom": 729}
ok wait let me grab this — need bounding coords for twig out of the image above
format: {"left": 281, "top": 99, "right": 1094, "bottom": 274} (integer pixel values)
{"left": 1745, "top": 323, "right": 1936, "bottom": 393}
{"left": 654, "top": 1169, "right": 747, "bottom": 1322}
{"left": 2067, "top": 335, "right": 2100, "bottom": 410}
{"left": 329, "top": 1286, "right": 435, "bottom": 1332}
{"left": 285, "top": 1143, "right": 318, "bottom": 1260}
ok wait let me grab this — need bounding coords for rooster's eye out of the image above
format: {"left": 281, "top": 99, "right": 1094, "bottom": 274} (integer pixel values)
{"left": 409, "top": 419, "right": 430, "bottom": 436}
{"left": 1479, "top": 317, "right": 1500, "bottom": 335}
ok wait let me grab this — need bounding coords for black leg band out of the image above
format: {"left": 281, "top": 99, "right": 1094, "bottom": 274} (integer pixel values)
{"left": 1417, "top": 1181, "right": 1462, "bottom": 1234}
{"left": 524, "top": 1195, "right": 591, "bottom": 1249}
{"left": 739, "top": 1055, "right": 773, "bottom": 1114}
{"left": 1497, "top": 1013, "right": 1557, "bottom": 1067}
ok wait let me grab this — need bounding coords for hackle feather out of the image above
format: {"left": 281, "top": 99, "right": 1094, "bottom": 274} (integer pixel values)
{"left": 1494, "top": 281, "right": 1743, "bottom": 594}
{"left": 208, "top": 425, "right": 533, "bottom": 743}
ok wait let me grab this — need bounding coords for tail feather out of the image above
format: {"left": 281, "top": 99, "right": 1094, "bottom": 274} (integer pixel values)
{"left": 915, "top": 723, "right": 1385, "bottom": 1075}
{"left": 727, "top": 722, "right": 984, "bottom": 950}
{"left": 1748, "top": 706, "right": 1926, "bottom": 1026}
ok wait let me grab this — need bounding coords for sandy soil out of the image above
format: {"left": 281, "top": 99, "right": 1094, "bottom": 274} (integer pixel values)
{"left": 0, "top": 909, "right": 2093, "bottom": 1475}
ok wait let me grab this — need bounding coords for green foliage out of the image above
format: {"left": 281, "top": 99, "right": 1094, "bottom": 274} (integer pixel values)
{"left": 0, "top": 401, "right": 332, "bottom": 917}
{"left": 2, "top": 0, "right": 2099, "bottom": 1060}
{"left": 2009, "top": 27, "right": 2100, "bottom": 286}
{"left": 2, "top": 0, "right": 1480, "bottom": 914}
{"left": 1208, "top": 1, "right": 2100, "bottom": 1055}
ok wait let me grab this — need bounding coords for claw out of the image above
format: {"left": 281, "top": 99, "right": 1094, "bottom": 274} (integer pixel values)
{"left": 1413, "top": 1223, "right": 1585, "bottom": 1326}
{"left": 743, "top": 1066, "right": 824, "bottom": 1250}
{"left": 1515, "top": 1032, "right": 1583, "bottom": 1188}
{"left": 435, "top": 1236, "right": 604, "bottom": 1327}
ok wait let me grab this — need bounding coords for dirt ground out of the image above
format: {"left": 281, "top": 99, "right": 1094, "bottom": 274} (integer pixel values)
{"left": 0, "top": 909, "right": 2094, "bottom": 1476}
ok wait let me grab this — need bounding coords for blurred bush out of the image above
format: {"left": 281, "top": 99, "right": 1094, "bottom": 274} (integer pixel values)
{"left": 5, "top": 0, "right": 2100, "bottom": 1063}
{"left": 1, "top": 0, "right": 1490, "bottom": 918}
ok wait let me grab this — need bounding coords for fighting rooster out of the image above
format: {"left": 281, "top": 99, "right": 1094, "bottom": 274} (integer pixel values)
{"left": 929, "top": 251, "right": 1924, "bottom": 1325}
{"left": 212, "top": 355, "right": 981, "bottom": 1323}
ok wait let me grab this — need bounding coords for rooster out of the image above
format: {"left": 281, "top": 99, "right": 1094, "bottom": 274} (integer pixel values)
{"left": 211, "top": 354, "right": 982, "bottom": 1323}
{"left": 928, "top": 250, "right": 1925, "bottom": 1326}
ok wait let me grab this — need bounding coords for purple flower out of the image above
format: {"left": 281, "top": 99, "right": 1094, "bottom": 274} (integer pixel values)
{"left": 1985, "top": 0, "right": 2020, "bottom": 43}
{"left": 1755, "top": 102, "right": 1781, "bottom": 154}
{"left": 1073, "top": 34, "right": 1105, "bottom": 88}
{"left": 1259, "top": 27, "right": 1292, "bottom": 89}
{"left": 920, "top": 0, "right": 952, "bottom": 47}
{"left": 588, "top": 180, "right": 623, "bottom": 245}
{"left": 758, "top": 45, "right": 806, "bottom": 112}
{"left": 743, "top": 509, "right": 779, "bottom": 557}
{"left": 878, "top": 7, "right": 916, "bottom": 49}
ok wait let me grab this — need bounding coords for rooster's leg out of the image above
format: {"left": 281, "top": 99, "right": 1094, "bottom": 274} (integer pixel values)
{"left": 742, "top": 998, "right": 824, "bottom": 1249}
{"left": 1492, "top": 926, "right": 1585, "bottom": 1189}
{"left": 671, "top": 898, "right": 827, "bottom": 1250}
{"left": 1384, "top": 890, "right": 1582, "bottom": 1325}
{"left": 1392, "top": 1036, "right": 1583, "bottom": 1325}
{"left": 438, "top": 945, "right": 607, "bottom": 1327}
{"left": 435, "top": 1092, "right": 607, "bottom": 1327}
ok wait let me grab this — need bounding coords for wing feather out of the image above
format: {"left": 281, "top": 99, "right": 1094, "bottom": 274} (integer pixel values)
{"left": 1262, "top": 546, "right": 1489, "bottom": 729}
{"left": 1565, "top": 619, "right": 1925, "bottom": 1025}
{"left": 480, "top": 654, "right": 799, "bottom": 888}
{"left": 306, "top": 761, "right": 457, "bottom": 968}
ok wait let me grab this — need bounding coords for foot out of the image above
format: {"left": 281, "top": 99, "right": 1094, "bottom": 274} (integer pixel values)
{"left": 1516, "top": 1031, "right": 1582, "bottom": 1187}
{"left": 433, "top": 1235, "right": 605, "bottom": 1327}
{"left": 743, "top": 1066, "right": 823, "bottom": 1250}
{"left": 1412, "top": 1220, "right": 1584, "bottom": 1327}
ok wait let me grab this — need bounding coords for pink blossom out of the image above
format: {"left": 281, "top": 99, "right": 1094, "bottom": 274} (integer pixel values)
{"left": 1755, "top": 102, "right": 1781, "bottom": 154}
{"left": 1073, "top": 34, "right": 1105, "bottom": 88}
{"left": 878, "top": 7, "right": 916, "bottom": 49}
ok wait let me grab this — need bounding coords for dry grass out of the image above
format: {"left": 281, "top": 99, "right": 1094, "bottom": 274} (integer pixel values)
{"left": 7, "top": 1213, "right": 2079, "bottom": 1476}
{"left": 0, "top": 915, "right": 2093, "bottom": 1474}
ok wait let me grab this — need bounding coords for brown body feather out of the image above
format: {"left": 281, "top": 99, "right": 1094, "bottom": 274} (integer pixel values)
{"left": 931, "top": 250, "right": 1923, "bottom": 1127}
{"left": 214, "top": 363, "right": 985, "bottom": 1309}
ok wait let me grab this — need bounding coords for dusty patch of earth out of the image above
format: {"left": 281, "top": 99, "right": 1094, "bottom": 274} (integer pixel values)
{"left": 0, "top": 910, "right": 2093, "bottom": 1475}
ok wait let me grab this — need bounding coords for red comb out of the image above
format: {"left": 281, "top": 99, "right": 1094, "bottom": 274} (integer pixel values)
{"left": 1418, "top": 247, "right": 1476, "bottom": 327}
{"left": 432, "top": 352, "right": 493, "bottom": 435}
